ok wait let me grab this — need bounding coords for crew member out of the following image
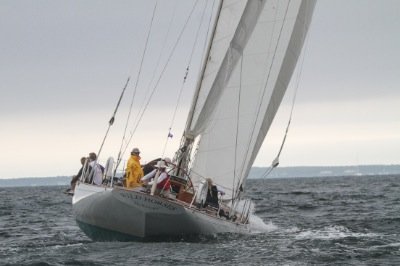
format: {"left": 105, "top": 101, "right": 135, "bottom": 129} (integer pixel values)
{"left": 125, "top": 147, "right": 144, "bottom": 188}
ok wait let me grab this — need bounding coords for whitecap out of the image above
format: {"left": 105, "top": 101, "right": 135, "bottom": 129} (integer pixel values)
{"left": 295, "top": 225, "right": 380, "bottom": 240}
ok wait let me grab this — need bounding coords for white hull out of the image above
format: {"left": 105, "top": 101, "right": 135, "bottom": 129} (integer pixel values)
{"left": 72, "top": 183, "right": 250, "bottom": 240}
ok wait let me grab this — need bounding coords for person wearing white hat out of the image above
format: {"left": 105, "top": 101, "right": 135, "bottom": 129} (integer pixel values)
{"left": 141, "top": 159, "right": 171, "bottom": 195}
{"left": 125, "top": 147, "right": 144, "bottom": 188}
{"left": 141, "top": 158, "right": 171, "bottom": 182}
{"left": 153, "top": 160, "right": 171, "bottom": 195}
{"left": 163, "top": 157, "right": 172, "bottom": 164}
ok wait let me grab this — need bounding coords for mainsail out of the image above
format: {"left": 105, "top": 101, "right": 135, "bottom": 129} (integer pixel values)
{"left": 183, "top": 0, "right": 316, "bottom": 199}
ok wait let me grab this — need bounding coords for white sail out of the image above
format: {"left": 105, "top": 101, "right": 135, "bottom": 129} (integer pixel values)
{"left": 188, "top": 0, "right": 316, "bottom": 198}
{"left": 186, "top": 0, "right": 248, "bottom": 133}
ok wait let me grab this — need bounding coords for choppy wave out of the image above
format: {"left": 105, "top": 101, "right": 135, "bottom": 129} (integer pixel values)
{"left": 1, "top": 175, "right": 400, "bottom": 265}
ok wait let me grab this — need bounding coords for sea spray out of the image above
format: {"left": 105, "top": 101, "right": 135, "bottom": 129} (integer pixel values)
{"left": 249, "top": 214, "right": 278, "bottom": 233}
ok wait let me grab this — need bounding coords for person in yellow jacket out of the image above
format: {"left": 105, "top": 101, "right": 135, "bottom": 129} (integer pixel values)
{"left": 125, "top": 147, "right": 144, "bottom": 188}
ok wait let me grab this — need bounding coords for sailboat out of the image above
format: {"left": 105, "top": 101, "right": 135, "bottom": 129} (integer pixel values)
{"left": 72, "top": 0, "right": 316, "bottom": 240}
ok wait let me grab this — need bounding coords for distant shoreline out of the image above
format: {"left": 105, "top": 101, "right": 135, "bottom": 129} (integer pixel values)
{"left": 1, "top": 165, "right": 399, "bottom": 187}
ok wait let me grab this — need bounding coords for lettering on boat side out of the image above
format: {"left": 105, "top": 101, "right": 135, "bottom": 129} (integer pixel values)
{"left": 118, "top": 191, "right": 177, "bottom": 211}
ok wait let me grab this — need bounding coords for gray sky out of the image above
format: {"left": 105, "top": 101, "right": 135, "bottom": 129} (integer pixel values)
{"left": 1, "top": 0, "right": 399, "bottom": 178}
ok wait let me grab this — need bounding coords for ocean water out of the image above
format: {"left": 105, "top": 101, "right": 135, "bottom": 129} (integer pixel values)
{"left": 1, "top": 175, "right": 399, "bottom": 265}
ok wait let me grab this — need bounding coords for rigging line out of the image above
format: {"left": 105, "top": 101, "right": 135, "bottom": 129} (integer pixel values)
{"left": 232, "top": 56, "right": 243, "bottom": 205}
{"left": 174, "top": 0, "right": 217, "bottom": 171}
{"left": 181, "top": 0, "right": 222, "bottom": 136}
{"left": 114, "top": 1, "right": 158, "bottom": 169}
{"left": 198, "top": 0, "right": 216, "bottom": 78}
{"left": 261, "top": 0, "right": 313, "bottom": 179}
{"left": 161, "top": 0, "right": 209, "bottom": 157}
{"left": 231, "top": 0, "right": 279, "bottom": 196}
{"left": 110, "top": 77, "right": 131, "bottom": 126}
{"left": 234, "top": 0, "right": 281, "bottom": 194}
{"left": 260, "top": 165, "right": 274, "bottom": 179}
{"left": 180, "top": 0, "right": 215, "bottom": 142}
{"left": 175, "top": 0, "right": 223, "bottom": 178}
{"left": 188, "top": 167, "right": 231, "bottom": 191}
{"left": 262, "top": 84, "right": 297, "bottom": 180}
{"left": 96, "top": 77, "right": 131, "bottom": 159}
{"left": 133, "top": 0, "right": 178, "bottom": 128}
{"left": 235, "top": 0, "right": 291, "bottom": 198}
{"left": 119, "top": 0, "right": 201, "bottom": 162}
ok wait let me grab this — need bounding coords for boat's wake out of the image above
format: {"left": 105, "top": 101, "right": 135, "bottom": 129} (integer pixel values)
{"left": 231, "top": 199, "right": 278, "bottom": 234}
{"left": 248, "top": 214, "right": 278, "bottom": 233}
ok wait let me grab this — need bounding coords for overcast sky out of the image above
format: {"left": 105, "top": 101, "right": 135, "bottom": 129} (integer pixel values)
{"left": 1, "top": 0, "right": 399, "bottom": 179}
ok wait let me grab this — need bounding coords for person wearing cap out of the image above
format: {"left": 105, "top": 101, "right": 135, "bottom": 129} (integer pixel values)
{"left": 125, "top": 147, "right": 144, "bottom": 189}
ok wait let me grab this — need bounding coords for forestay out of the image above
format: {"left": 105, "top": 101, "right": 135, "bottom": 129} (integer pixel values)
{"left": 186, "top": 0, "right": 316, "bottom": 199}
